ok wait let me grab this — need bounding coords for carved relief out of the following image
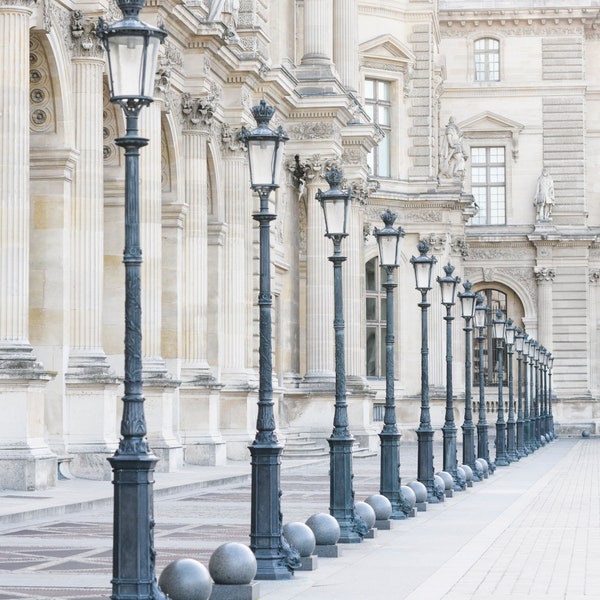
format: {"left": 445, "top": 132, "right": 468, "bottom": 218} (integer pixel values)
{"left": 220, "top": 122, "right": 244, "bottom": 155}
{"left": 426, "top": 233, "right": 447, "bottom": 253}
{"left": 590, "top": 269, "right": 600, "bottom": 284}
{"left": 349, "top": 178, "right": 380, "bottom": 206}
{"left": 103, "top": 80, "right": 120, "bottom": 166}
{"left": 30, "top": 35, "right": 56, "bottom": 133}
{"left": 402, "top": 211, "right": 443, "bottom": 223}
{"left": 181, "top": 93, "right": 216, "bottom": 130}
{"left": 285, "top": 154, "right": 340, "bottom": 201}
{"left": 288, "top": 122, "right": 337, "bottom": 141}
{"left": 450, "top": 235, "right": 469, "bottom": 257}
{"left": 161, "top": 126, "right": 171, "bottom": 193}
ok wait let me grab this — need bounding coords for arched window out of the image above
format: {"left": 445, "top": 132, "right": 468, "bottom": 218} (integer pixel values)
{"left": 474, "top": 288, "right": 507, "bottom": 386}
{"left": 366, "top": 257, "right": 386, "bottom": 378}
{"left": 474, "top": 38, "right": 500, "bottom": 82}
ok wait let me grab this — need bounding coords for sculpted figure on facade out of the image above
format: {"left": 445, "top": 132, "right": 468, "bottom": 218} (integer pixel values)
{"left": 439, "top": 116, "right": 467, "bottom": 181}
{"left": 207, "top": 0, "right": 239, "bottom": 31}
{"left": 534, "top": 168, "right": 554, "bottom": 221}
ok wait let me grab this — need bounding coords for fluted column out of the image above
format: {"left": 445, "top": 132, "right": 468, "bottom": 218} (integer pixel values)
{"left": 534, "top": 267, "right": 555, "bottom": 347}
{"left": 333, "top": 0, "right": 358, "bottom": 92}
{"left": 302, "top": 0, "right": 333, "bottom": 65}
{"left": 66, "top": 13, "right": 119, "bottom": 479}
{"left": 138, "top": 98, "right": 181, "bottom": 472}
{"left": 305, "top": 173, "right": 335, "bottom": 381}
{"left": 0, "top": 0, "right": 55, "bottom": 490}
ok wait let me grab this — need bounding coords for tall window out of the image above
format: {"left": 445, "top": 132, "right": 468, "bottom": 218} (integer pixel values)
{"left": 474, "top": 38, "right": 500, "bottom": 82}
{"left": 366, "top": 257, "right": 386, "bottom": 378}
{"left": 473, "top": 289, "right": 507, "bottom": 387}
{"left": 471, "top": 146, "right": 506, "bottom": 225}
{"left": 365, "top": 79, "right": 391, "bottom": 178}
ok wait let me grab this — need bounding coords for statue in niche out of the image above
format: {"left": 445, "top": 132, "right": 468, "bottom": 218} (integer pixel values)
{"left": 534, "top": 168, "right": 554, "bottom": 221}
{"left": 207, "top": 0, "right": 240, "bottom": 29}
{"left": 439, "top": 116, "right": 468, "bottom": 180}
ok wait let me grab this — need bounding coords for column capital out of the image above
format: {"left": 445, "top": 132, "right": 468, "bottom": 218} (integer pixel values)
{"left": 0, "top": 0, "right": 35, "bottom": 9}
{"left": 534, "top": 267, "right": 556, "bottom": 283}
{"left": 70, "top": 10, "right": 104, "bottom": 59}
{"left": 180, "top": 93, "right": 216, "bottom": 132}
{"left": 220, "top": 122, "right": 245, "bottom": 156}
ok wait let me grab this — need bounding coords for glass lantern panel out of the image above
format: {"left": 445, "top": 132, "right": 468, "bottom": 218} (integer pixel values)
{"left": 248, "top": 139, "right": 276, "bottom": 187}
{"left": 107, "top": 34, "right": 147, "bottom": 98}
{"left": 323, "top": 198, "right": 347, "bottom": 236}
{"left": 378, "top": 235, "right": 398, "bottom": 267}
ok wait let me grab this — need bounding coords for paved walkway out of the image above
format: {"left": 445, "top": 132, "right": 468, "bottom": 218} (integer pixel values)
{"left": 0, "top": 437, "right": 595, "bottom": 599}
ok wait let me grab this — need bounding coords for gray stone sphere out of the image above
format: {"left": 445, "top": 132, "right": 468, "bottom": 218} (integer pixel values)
{"left": 436, "top": 471, "right": 454, "bottom": 491}
{"left": 407, "top": 480, "right": 427, "bottom": 503}
{"left": 434, "top": 474, "right": 445, "bottom": 495}
{"left": 354, "top": 501, "right": 376, "bottom": 529}
{"left": 158, "top": 559, "right": 212, "bottom": 600}
{"left": 475, "top": 458, "right": 488, "bottom": 474}
{"left": 460, "top": 464, "right": 474, "bottom": 482}
{"left": 400, "top": 485, "right": 417, "bottom": 508}
{"left": 305, "top": 513, "right": 340, "bottom": 545}
{"left": 208, "top": 543, "right": 256, "bottom": 585}
{"left": 365, "top": 494, "right": 392, "bottom": 520}
{"left": 283, "top": 522, "right": 316, "bottom": 557}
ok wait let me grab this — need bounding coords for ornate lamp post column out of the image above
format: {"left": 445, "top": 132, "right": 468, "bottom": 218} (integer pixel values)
{"left": 458, "top": 281, "right": 480, "bottom": 481}
{"left": 474, "top": 295, "right": 494, "bottom": 473}
{"left": 535, "top": 343, "right": 545, "bottom": 447}
{"left": 437, "top": 264, "right": 462, "bottom": 491}
{"left": 239, "top": 101, "right": 297, "bottom": 578}
{"left": 317, "top": 167, "right": 364, "bottom": 543}
{"left": 374, "top": 209, "right": 405, "bottom": 519}
{"left": 548, "top": 353, "right": 556, "bottom": 439}
{"left": 522, "top": 335, "right": 532, "bottom": 453}
{"left": 529, "top": 340, "right": 538, "bottom": 451}
{"left": 515, "top": 328, "right": 527, "bottom": 458}
{"left": 505, "top": 319, "right": 519, "bottom": 462}
{"left": 541, "top": 347, "right": 550, "bottom": 442}
{"left": 492, "top": 311, "right": 509, "bottom": 467}
{"left": 531, "top": 341, "right": 541, "bottom": 449}
{"left": 96, "top": 4, "right": 167, "bottom": 598}
{"left": 410, "top": 241, "right": 438, "bottom": 503}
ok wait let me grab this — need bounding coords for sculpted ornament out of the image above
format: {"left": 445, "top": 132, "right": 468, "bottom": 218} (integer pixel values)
{"left": 288, "top": 122, "right": 337, "bottom": 141}
{"left": 70, "top": 10, "right": 104, "bottom": 57}
{"left": 450, "top": 235, "right": 469, "bottom": 257}
{"left": 349, "top": 178, "right": 380, "bottom": 206}
{"left": 534, "top": 267, "right": 556, "bottom": 283}
{"left": 534, "top": 168, "right": 554, "bottom": 221}
{"left": 590, "top": 269, "right": 600, "bottom": 284}
{"left": 439, "top": 117, "right": 468, "bottom": 181}
{"left": 220, "top": 122, "right": 244, "bottom": 154}
{"left": 181, "top": 93, "right": 216, "bottom": 130}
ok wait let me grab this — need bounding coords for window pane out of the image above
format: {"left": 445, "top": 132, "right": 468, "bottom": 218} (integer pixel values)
{"left": 380, "top": 328, "right": 387, "bottom": 378}
{"left": 366, "top": 297, "right": 377, "bottom": 321}
{"left": 378, "top": 136, "right": 391, "bottom": 178}
{"left": 379, "top": 80, "right": 390, "bottom": 101}
{"left": 380, "top": 106, "right": 390, "bottom": 127}
{"left": 366, "top": 258, "right": 376, "bottom": 291}
{"left": 366, "top": 327, "right": 377, "bottom": 377}
{"left": 365, "top": 79, "right": 375, "bottom": 100}
{"left": 380, "top": 297, "right": 387, "bottom": 321}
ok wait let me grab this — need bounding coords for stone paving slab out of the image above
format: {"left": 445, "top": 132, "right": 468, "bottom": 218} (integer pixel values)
{"left": 0, "top": 437, "right": 592, "bottom": 599}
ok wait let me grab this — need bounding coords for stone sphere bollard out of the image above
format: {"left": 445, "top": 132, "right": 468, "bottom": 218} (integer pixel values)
{"left": 305, "top": 513, "right": 340, "bottom": 546}
{"left": 354, "top": 501, "right": 376, "bottom": 529}
{"left": 473, "top": 460, "right": 484, "bottom": 480}
{"left": 433, "top": 475, "right": 446, "bottom": 501}
{"left": 283, "top": 522, "right": 316, "bottom": 557}
{"left": 407, "top": 480, "right": 427, "bottom": 503}
{"left": 456, "top": 465, "right": 467, "bottom": 489}
{"left": 475, "top": 458, "right": 488, "bottom": 475}
{"left": 436, "top": 471, "right": 454, "bottom": 491}
{"left": 365, "top": 494, "right": 392, "bottom": 521}
{"left": 208, "top": 543, "right": 257, "bottom": 585}
{"left": 400, "top": 485, "right": 416, "bottom": 507}
{"left": 158, "top": 559, "right": 212, "bottom": 600}
{"left": 461, "top": 464, "right": 474, "bottom": 482}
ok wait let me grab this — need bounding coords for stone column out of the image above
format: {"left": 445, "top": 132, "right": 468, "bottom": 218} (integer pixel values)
{"left": 333, "top": 0, "right": 358, "bottom": 92}
{"left": 302, "top": 0, "right": 333, "bottom": 65}
{"left": 138, "top": 98, "right": 182, "bottom": 471}
{"left": 66, "top": 12, "right": 119, "bottom": 479}
{"left": 219, "top": 122, "right": 256, "bottom": 459}
{"left": 179, "top": 96, "right": 225, "bottom": 465}
{"left": 0, "top": 0, "right": 55, "bottom": 490}
{"left": 534, "top": 267, "right": 555, "bottom": 348}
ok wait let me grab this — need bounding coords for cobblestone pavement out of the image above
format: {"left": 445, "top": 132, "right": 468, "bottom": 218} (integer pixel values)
{"left": 0, "top": 437, "right": 593, "bottom": 599}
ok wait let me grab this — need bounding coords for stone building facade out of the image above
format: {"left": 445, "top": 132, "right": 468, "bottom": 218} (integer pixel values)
{"left": 0, "top": 0, "right": 597, "bottom": 490}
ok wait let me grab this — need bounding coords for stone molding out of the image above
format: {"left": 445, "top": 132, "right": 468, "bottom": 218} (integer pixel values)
{"left": 30, "top": 33, "right": 55, "bottom": 133}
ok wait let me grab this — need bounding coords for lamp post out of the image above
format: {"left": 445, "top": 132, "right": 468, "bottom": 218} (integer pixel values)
{"left": 529, "top": 340, "right": 538, "bottom": 451}
{"left": 97, "top": 5, "right": 167, "bottom": 599}
{"left": 458, "top": 281, "right": 480, "bottom": 481}
{"left": 374, "top": 209, "right": 406, "bottom": 518}
{"left": 532, "top": 341, "right": 541, "bottom": 449}
{"left": 475, "top": 295, "right": 494, "bottom": 473}
{"left": 505, "top": 319, "right": 519, "bottom": 462}
{"left": 410, "top": 240, "right": 438, "bottom": 503}
{"left": 540, "top": 347, "right": 549, "bottom": 443}
{"left": 515, "top": 328, "right": 527, "bottom": 458}
{"left": 522, "top": 335, "right": 532, "bottom": 454}
{"left": 492, "top": 311, "right": 509, "bottom": 467}
{"left": 548, "top": 353, "right": 556, "bottom": 439}
{"left": 317, "top": 167, "right": 363, "bottom": 543}
{"left": 239, "top": 101, "right": 297, "bottom": 578}
{"left": 437, "top": 263, "right": 462, "bottom": 491}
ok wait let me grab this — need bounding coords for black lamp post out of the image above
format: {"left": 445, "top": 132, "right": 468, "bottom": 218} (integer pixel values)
{"left": 515, "top": 328, "right": 527, "bottom": 458}
{"left": 522, "top": 335, "right": 532, "bottom": 454}
{"left": 531, "top": 341, "right": 541, "bottom": 450}
{"left": 474, "top": 295, "right": 494, "bottom": 473}
{"left": 97, "top": 4, "right": 167, "bottom": 599}
{"left": 540, "top": 347, "right": 549, "bottom": 443}
{"left": 492, "top": 311, "right": 509, "bottom": 467}
{"left": 410, "top": 241, "right": 438, "bottom": 503}
{"left": 528, "top": 340, "right": 538, "bottom": 451}
{"left": 317, "top": 167, "right": 363, "bottom": 543}
{"left": 437, "top": 264, "right": 463, "bottom": 491}
{"left": 505, "top": 319, "right": 519, "bottom": 462}
{"left": 458, "top": 281, "right": 480, "bottom": 481}
{"left": 548, "top": 353, "right": 556, "bottom": 439}
{"left": 374, "top": 209, "right": 405, "bottom": 519}
{"left": 239, "top": 101, "right": 297, "bottom": 578}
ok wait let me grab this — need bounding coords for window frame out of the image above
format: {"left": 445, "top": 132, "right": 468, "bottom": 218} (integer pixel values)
{"left": 469, "top": 145, "right": 507, "bottom": 226}
{"left": 365, "top": 256, "right": 387, "bottom": 379}
{"left": 474, "top": 37, "right": 500, "bottom": 82}
{"left": 364, "top": 78, "right": 393, "bottom": 179}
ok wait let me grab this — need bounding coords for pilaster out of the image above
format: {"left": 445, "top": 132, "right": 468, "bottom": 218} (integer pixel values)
{"left": 533, "top": 266, "right": 555, "bottom": 349}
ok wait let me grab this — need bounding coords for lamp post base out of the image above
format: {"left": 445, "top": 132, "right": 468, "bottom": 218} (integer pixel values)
{"left": 379, "top": 431, "right": 405, "bottom": 520}
{"left": 416, "top": 428, "right": 438, "bottom": 503}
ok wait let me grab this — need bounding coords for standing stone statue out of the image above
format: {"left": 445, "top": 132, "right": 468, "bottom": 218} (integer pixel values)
{"left": 207, "top": 0, "right": 240, "bottom": 29}
{"left": 439, "top": 116, "right": 468, "bottom": 180}
{"left": 534, "top": 168, "right": 554, "bottom": 221}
